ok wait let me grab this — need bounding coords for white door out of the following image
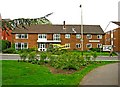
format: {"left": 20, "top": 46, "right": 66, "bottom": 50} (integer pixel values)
{"left": 38, "top": 43, "right": 46, "bottom": 51}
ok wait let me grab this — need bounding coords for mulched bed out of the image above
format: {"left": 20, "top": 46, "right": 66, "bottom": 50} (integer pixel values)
{"left": 44, "top": 64, "right": 85, "bottom": 74}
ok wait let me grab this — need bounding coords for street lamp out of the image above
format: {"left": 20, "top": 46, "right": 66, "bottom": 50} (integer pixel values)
{"left": 80, "top": 5, "right": 84, "bottom": 51}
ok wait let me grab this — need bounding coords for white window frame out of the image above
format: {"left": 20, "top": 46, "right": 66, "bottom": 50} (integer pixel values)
{"left": 86, "top": 34, "right": 92, "bottom": 39}
{"left": 15, "top": 42, "right": 28, "bottom": 50}
{"left": 38, "top": 43, "right": 46, "bottom": 51}
{"left": 76, "top": 43, "right": 81, "bottom": 48}
{"left": 38, "top": 34, "right": 47, "bottom": 39}
{"left": 86, "top": 43, "right": 92, "bottom": 48}
{"left": 65, "top": 43, "right": 70, "bottom": 48}
{"left": 97, "top": 44, "right": 102, "bottom": 48}
{"left": 97, "top": 35, "right": 102, "bottom": 39}
{"left": 65, "top": 34, "right": 70, "bottom": 39}
{"left": 76, "top": 34, "right": 81, "bottom": 39}
{"left": 53, "top": 34, "right": 60, "bottom": 41}
{"left": 16, "top": 34, "right": 28, "bottom": 39}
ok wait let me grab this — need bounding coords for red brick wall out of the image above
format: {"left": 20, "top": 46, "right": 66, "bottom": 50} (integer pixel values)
{"left": 0, "top": 27, "right": 12, "bottom": 42}
{"left": 12, "top": 34, "right": 38, "bottom": 48}
{"left": 12, "top": 33, "right": 104, "bottom": 51}
{"left": 104, "top": 28, "right": 120, "bottom": 52}
{"left": 104, "top": 31, "right": 111, "bottom": 45}
{"left": 113, "top": 28, "right": 120, "bottom": 52}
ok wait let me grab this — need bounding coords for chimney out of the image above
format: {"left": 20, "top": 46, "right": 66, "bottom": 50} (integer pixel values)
{"left": 63, "top": 21, "right": 66, "bottom": 29}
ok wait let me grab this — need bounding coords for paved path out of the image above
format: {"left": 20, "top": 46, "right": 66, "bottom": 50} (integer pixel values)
{"left": 80, "top": 63, "right": 119, "bottom": 85}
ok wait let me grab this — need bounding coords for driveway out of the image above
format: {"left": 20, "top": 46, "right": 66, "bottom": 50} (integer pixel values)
{"left": 80, "top": 63, "right": 119, "bottom": 85}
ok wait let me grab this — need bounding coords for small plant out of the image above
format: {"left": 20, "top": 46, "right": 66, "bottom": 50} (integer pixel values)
{"left": 28, "top": 52, "right": 36, "bottom": 63}
{"left": 19, "top": 52, "right": 28, "bottom": 62}
{"left": 40, "top": 52, "right": 47, "bottom": 64}
{"left": 2, "top": 48, "right": 17, "bottom": 54}
{"left": 91, "top": 51, "right": 97, "bottom": 61}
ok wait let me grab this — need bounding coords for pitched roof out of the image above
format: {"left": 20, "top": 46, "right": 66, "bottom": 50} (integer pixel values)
{"left": 12, "top": 24, "right": 104, "bottom": 34}
{"left": 112, "top": 21, "right": 120, "bottom": 26}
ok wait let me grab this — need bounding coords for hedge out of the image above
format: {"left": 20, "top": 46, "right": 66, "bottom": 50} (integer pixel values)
{"left": 0, "top": 40, "right": 11, "bottom": 52}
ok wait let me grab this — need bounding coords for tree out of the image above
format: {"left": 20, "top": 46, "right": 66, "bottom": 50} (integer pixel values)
{"left": 1, "top": 12, "right": 53, "bottom": 33}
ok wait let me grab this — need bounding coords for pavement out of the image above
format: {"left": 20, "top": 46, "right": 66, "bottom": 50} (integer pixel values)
{"left": 96, "top": 56, "right": 119, "bottom": 61}
{"left": 80, "top": 63, "right": 119, "bottom": 85}
{"left": 0, "top": 54, "right": 20, "bottom": 60}
{"left": 0, "top": 53, "right": 119, "bottom": 61}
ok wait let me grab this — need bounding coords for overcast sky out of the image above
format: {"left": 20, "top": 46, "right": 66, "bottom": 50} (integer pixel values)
{"left": 0, "top": 0, "right": 119, "bottom": 32}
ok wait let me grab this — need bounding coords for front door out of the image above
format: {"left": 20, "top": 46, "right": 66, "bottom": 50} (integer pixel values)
{"left": 38, "top": 43, "right": 46, "bottom": 51}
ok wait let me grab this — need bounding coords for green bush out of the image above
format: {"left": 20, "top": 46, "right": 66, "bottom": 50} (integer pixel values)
{"left": 0, "top": 40, "right": 11, "bottom": 51}
{"left": 28, "top": 52, "right": 36, "bottom": 62}
{"left": 19, "top": 52, "right": 28, "bottom": 62}
{"left": 2, "top": 48, "right": 17, "bottom": 54}
{"left": 91, "top": 51, "right": 98, "bottom": 61}
{"left": 89, "top": 48, "right": 101, "bottom": 52}
{"left": 40, "top": 52, "right": 47, "bottom": 64}
{"left": 47, "top": 44, "right": 67, "bottom": 55}
{"left": 51, "top": 53, "right": 87, "bottom": 70}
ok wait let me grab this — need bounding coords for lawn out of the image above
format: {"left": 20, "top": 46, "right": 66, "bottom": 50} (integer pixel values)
{"left": 2, "top": 60, "right": 117, "bottom": 86}
{"left": 70, "top": 51, "right": 117, "bottom": 56}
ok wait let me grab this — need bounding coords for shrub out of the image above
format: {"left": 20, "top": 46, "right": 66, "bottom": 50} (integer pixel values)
{"left": 28, "top": 52, "right": 36, "bottom": 62}
{"left": 19, "top": 52, "right": 28, "bottom": 62}
{"left": 40, "top": 52, "right": 47, "bottom": 64}
{"left": 2, "top": 48, "right": 17, "bottom": 54}
{"left": 51, "top": 53, "right": 86, "bottom": 70}
{"left": 0, "top": 40, "right": 11, "bottom": 51}
{"left": 89, "top": 48, "right": 101, "bottom": 52}
{"left": 47, "top": 44, "right": 67, "bottom": 55}
{"left": 47, "top": 44, "right": 54, "bottom": 53}
{"left": 91, "top": 51, "right": 98, "bottom": 61}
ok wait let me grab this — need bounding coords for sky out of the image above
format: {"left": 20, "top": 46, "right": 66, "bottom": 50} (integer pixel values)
{"left": 0, "top": 0, "right": 119, "bottom": 32}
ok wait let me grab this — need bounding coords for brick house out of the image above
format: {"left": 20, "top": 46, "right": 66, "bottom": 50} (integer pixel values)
{"left": 104, "top": 22, "right": 120, "bottom": 52}
{"left": 11, "top": 22, "right": 104, "bottom": 51}
{"left": 0, "top": 19, "right": 12, "bottom": 42}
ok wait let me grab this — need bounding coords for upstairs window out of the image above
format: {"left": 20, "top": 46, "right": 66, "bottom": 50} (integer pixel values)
{"left": 38, "top": 34, "right": 47, "bottom": 39}
{"left": 16, "top": 34, "right": 28, "bottom": 39}
{"left": 97, "top": 35, "right": 102, "bottom": 39}
{"left": 86, "top": 34, "right": 92, "bottom": 39}
{"left": 53, "top": 34, "right": 60, "bottom": 40}
{"left": 76, "top": 34, "right": 81, "bottom": 39}
{"left": 65, "top": 34, "right": 70, "bottom": 39}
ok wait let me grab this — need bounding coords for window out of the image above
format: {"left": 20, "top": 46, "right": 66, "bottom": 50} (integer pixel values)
{"left": 65, "top": 34, "right": 70, "bottom": 38}
{"left": 86, "top": 34, "right": 92, "bottom": 39}
{"left": 97, "top": 35, "right": 102, "bottom": 39}
{"left": 15, "top": 43, "right": 28, "bottom": 49}
{"left": 53, "top": 34, "right": 60, "bottom": 40}
{"left": 38, "top": 34, "right": 47, "bottom": 39}
{"left": 86, "top": 43, "right": 92, "bottom": 48}
{"left": 97, "top": 44, "right": 102, "bottom": 48}
{"left": 65, "top": 43, "right": 70, "bottom": 48}
{"left": 76, "top": 34, "right": 81, "bottom": 39}
{"left": 76, "top": 43, "right": 81, "bottom": 48}
{"left": 16, "top": 34, "right": 28, "bottom": 39}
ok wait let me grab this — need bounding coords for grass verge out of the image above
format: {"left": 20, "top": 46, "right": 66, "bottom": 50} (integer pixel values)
{"left": 2, "top": 60, "right": 118, "bottom": 86}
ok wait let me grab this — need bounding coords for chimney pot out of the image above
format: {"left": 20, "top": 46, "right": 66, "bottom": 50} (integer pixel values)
{"left": 63, "top": 21, "right": 66, "bottom": 29}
